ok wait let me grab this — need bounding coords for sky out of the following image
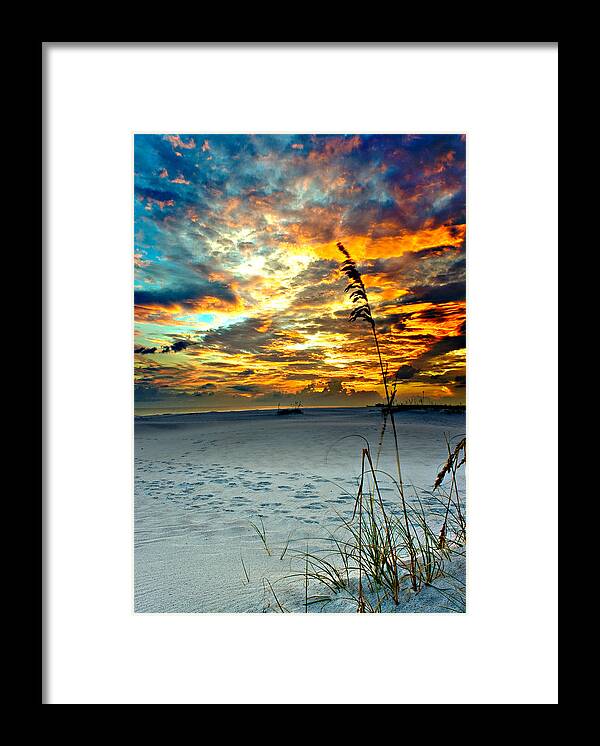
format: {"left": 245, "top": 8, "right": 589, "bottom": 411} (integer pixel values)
{"left": 134, "top": 134, "right": 466, "bottom": 414}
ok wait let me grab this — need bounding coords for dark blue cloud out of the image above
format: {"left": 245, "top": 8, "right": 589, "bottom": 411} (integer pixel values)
{"left": 134, "top": 281, "right": 236, "bottom": 308}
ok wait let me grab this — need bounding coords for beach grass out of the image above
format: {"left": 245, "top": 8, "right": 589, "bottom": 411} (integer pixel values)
{"left": 250, "top": 516, "right": 272, "bottom": 556}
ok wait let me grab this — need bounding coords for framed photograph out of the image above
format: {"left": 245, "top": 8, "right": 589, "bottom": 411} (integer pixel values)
{"left": 44, "top": 42, "right": 558, "bottom": 704}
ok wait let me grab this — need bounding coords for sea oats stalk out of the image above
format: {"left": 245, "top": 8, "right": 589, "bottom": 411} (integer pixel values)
{"left": 356, "top": 448, "right": 366, "bottom": 611}
{"left": 435, "top": 436, "right": 467, "bottom": 547}
{"left": 337, "top": 242, "right": 418, "bottom": 591}
{"left": 337, "top": 242, "right": 404, "bottom": 486}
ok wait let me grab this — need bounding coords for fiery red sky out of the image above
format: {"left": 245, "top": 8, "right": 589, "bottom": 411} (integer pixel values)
{"left": 134, "top": 134, "right": 465, "bottom": 414}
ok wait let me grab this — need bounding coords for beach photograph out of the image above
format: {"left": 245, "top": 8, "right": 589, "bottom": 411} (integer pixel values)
{"left": 134, "top": 133, "right": 467, "bottom": 613}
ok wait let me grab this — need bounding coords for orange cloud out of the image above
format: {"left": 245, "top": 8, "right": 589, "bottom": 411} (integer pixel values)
{"left": 170, "top": 174, "right": 191, "bottom": 185}
{"left": 165, "top": 134, "right": 196, "bottom": 150}
{"left": 286, "top": 224, "right": 466, "bottom": 262}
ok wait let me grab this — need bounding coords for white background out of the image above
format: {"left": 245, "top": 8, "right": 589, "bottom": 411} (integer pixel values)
{"left": 45, "top": 43, "right": 558, "bottom": 704}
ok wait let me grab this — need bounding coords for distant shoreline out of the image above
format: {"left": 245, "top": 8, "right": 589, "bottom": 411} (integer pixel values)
{"left": 134, "top": 403, "right": 466, "bottom": 419}
{"left": 374, "top": 403, "right": 466, "bottom": 413}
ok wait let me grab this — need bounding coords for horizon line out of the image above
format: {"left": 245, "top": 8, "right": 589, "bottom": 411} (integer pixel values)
{"left": 134, "top": 401, "right": 466, "bottom": 418}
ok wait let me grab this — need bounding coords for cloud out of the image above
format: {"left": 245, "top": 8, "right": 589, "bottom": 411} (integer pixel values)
{"left": 415, "top": 334, "right": 466, "bottom": 366}
{"left": 401, "top": 282, "right": 466, "bottom": 305}
{"left": 162, "top": 339, "right": 193, "bottom": 353}
{"left": 134, "top": 282, "right": 237, "bottom": 311}
{"left": 202, "top": 317, "right": 278, "bottom": 355}
{"left": 134, "top": 339, "right": 195, "bottom": 356}
{"left": 394, "top": 364, "right": 418, "bottom": 380}
{"left": 230, "top": 384, "right": 260, "bottom": 394}
{"left": 135, "top": 345, "right": 158, "bottom": 355}
{"left": 134, "top": 382, "right": 187, "bottom": 402}
{"left": 295, "top": 378, "right": 379, "bottom": 405}
{"left": 133, "top": 134, "right": 466, "bottom": 409}
{"left": 136, "top": 186, "right": 178, "bottom": 204}
{"left": 192, "top": 383, "right": 216, "bottom": 397}
{"left": 164, "top": 134, "right": 196, "bottom": 150}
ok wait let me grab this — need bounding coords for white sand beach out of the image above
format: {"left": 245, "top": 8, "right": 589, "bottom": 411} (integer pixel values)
{"left": 135, "top": 406, "right": 466, "bottom": 613}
